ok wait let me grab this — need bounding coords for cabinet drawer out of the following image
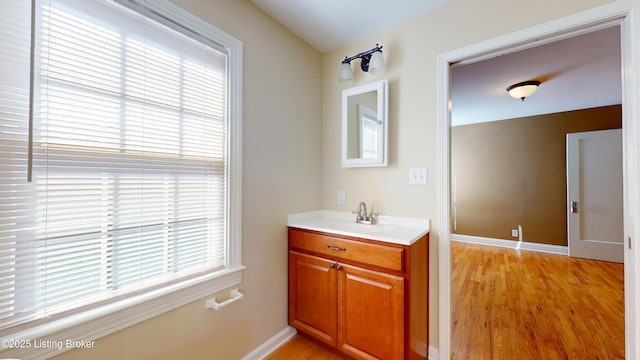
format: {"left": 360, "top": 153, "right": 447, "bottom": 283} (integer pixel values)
{"left": 289, "top": 228, "right": 404, "bottom": 272}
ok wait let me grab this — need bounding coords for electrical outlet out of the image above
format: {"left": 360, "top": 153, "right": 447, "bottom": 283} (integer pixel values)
{"left": 511, "top": 229, "right": 519, "bottom": 237}
{"left": 337, "top": 190, "right": 346, "bottom": 205}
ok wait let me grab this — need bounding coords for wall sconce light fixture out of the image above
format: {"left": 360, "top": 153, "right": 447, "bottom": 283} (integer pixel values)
{"left": 506, "top": 80, "right": 541, "bottom": 101}
{"left": 338, "top": 44, "right": 385, "bottom": 83}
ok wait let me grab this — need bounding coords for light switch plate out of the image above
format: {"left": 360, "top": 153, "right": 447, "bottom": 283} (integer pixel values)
{"left": 409, "top": 168, "right": 427, "bottom": 185}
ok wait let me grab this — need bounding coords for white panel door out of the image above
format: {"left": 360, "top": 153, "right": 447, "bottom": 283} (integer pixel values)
{"left": 567, "top": 129, "right": 623, "bottom": 263}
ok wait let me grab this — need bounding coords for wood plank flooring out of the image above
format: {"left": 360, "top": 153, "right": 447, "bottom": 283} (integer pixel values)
{"left": 269, "top": 242, "right": 624, "bottom": 359}
{"left": 452, "top": 241, "right": 624, "bottom": 360}
{"left": 265, "top": 334, "right": 345, "bottom": 359}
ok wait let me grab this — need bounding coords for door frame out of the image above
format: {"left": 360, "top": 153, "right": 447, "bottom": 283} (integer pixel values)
{"left": 436, "top": 1, "right": 640, "bottom": 359}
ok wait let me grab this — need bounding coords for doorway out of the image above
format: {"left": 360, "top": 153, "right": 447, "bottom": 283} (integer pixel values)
{"left": 436, "top": 3, "right": 639, "bottom": 359}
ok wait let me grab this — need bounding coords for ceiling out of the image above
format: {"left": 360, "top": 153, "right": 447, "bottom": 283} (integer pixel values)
{"left": 251, "top": 0, "right": 452, "bottom": 53}
{"left": 250, "top": 2, "right": 622, "bottom": 126}
{"left": 451, "top": 25, "right": 621, "bottom": 126}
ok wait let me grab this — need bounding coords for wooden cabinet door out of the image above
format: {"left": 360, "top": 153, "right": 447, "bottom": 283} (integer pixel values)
{"left": 288, "top": 251, "right": 337, "bottom": 347}
{"left": 337, "top": 264, "right": 405, "bottom": 360}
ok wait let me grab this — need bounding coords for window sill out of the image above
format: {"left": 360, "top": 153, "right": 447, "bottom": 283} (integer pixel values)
{"left": 1, "top": 266, "right": 246, "bottom": 360}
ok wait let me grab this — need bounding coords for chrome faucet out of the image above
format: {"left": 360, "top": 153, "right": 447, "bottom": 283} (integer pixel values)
{"left": 357, "top": 201, "right": 367, "bottom": 221}
{"left": 352, "top": 201, "right": 379, "bottom": 224}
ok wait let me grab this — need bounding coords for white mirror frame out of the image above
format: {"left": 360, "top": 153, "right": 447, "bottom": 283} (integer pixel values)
{"left": 341, "top": 79, "right": 389, "bottom": 167}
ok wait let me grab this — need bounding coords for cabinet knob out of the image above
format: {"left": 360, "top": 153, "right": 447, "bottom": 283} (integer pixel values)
{"left": 330, "top": 263, "right": 336, "bottom": 269}
{"left": 336, "top": 265, "right": 342, "bottom": 271}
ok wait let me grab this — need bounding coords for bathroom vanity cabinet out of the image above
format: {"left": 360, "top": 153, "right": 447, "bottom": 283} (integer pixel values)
{"left": 288, "top": 227, "right": 429, "bottom": 360}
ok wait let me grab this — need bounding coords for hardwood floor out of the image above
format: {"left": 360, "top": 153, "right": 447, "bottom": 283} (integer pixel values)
{"left": 266, "top": 334, "right": 345, "bottom": 359}
{"left": 452, "top": 241, "right": 624, "bottom": 359}
{"left": 270, "top": 242, "right": 624, "bottom": 359}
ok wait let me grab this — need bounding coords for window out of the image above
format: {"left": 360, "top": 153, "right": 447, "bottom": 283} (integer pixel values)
{"left": 0, "top": 0, "right": 242, "bottom": 356}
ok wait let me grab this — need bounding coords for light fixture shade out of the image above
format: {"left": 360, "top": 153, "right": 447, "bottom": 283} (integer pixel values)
{"left": 507, "top": 80, "right": 541, "bottom": 101}
{"left": 338, "top": 62, "right": 354, "bottom": 83}
{"left": 368, "top": 50, "right": 385, "bottom": 74}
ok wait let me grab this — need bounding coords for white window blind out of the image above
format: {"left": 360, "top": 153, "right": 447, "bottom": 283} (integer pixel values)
{"left": 0, "top": 0, "right": 235, "bottom": 335}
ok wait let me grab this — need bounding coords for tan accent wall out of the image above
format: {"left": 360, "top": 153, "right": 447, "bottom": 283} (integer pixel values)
{"left": 451, "top": 105, "right": 621, "bottom": 246}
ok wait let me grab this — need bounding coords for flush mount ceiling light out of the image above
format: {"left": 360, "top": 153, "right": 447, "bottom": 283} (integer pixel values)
{"left": 506, "top": 80, "right": 541, "bottom": 101}
{"left": 338, "top": 44, "right": 385, "bottom": 83}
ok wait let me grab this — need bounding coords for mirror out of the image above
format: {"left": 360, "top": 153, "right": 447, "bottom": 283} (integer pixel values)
{"left": 342, "top": 79, "right": 388, "bottom": 167}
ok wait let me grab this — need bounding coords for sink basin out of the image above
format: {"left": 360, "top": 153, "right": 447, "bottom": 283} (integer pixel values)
{"left": 287, "top": 210, "right": 430, "bottom": 245}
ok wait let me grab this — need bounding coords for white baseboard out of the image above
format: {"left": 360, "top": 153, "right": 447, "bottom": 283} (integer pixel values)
{"left": 452, "top": 234, "right": 568, "bottom": 256}
{"left": 241, "top": 326, "right": 297, "bottom": 360}
{"left": 428, "top": 345, "right": 439, "bottom": 360}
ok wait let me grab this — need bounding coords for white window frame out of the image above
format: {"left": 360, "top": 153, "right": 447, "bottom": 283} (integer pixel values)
{"left": 1, "top": 1, "right": 243, "bottom": 358}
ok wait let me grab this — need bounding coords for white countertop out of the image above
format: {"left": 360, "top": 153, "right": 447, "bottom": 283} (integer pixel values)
{"left": 287, "top": 210, "right": 430, "bottom": 246}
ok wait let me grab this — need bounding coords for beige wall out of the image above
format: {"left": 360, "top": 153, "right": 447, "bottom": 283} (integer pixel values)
{"left": 322, "top": 0, "right": 615, "bottom": 347}
{"left": 53, "top": 0, "right": 323, "bottom": 359}
{"left": 452, "top": 105, "right": 622, "bottom": 246}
